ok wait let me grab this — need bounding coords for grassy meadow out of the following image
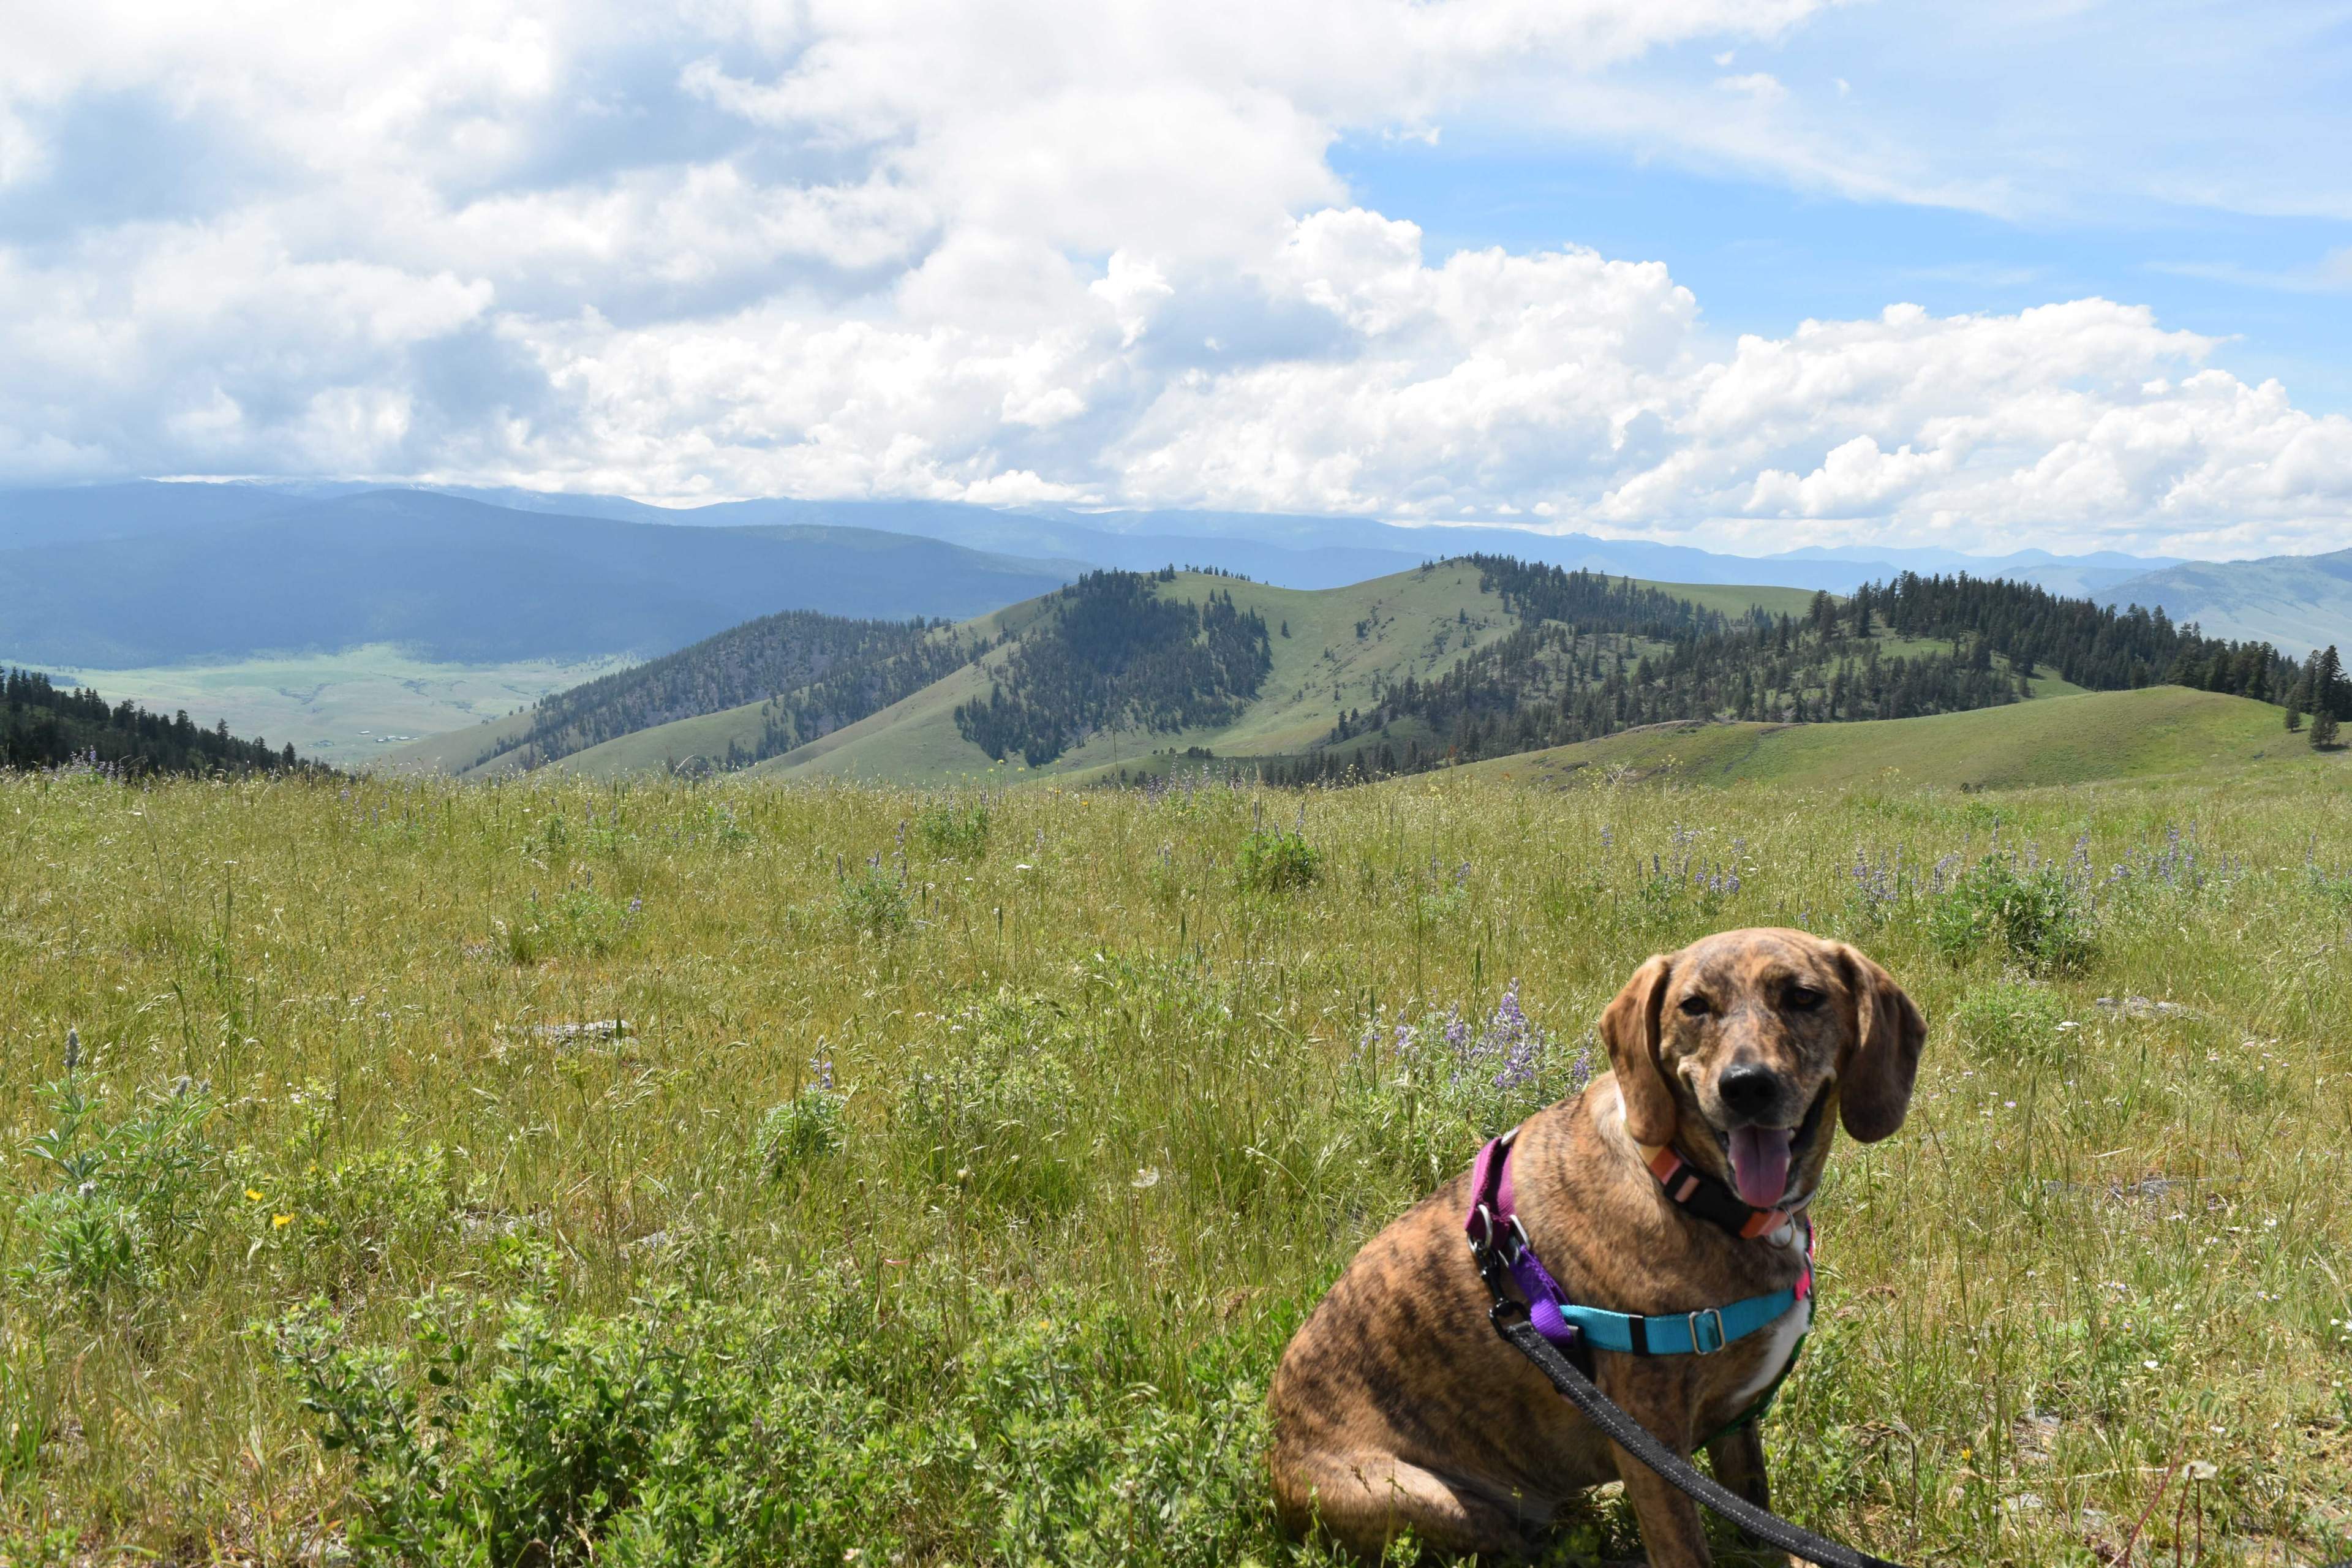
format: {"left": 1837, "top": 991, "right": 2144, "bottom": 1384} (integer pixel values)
{"left": 1460, "top": 690, "right": 2327, "bottom": 795}
{"left": 4, "top": 760, "right": 2351, "bottom": 1565}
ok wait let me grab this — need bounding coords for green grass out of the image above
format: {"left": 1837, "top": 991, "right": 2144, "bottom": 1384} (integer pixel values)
{"left": 1462, "top": 687, "right": 2328, "bottom": 792}
{"left": 6, "top": 762, "right": 2351, "bottom": 1565}
{"left": 18, "top": 647, "right": 632, "bottom": 766}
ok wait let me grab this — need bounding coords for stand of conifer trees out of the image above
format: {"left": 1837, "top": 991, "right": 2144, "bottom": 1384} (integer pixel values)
{"left": 2, "top": 669, "right": 311, "bottom": 777}
{"left": 954, "top": 571, "right": 1273, "bottom": 766}
{"left": 1276, "top": 564, "right": 2310, "bottom": 785}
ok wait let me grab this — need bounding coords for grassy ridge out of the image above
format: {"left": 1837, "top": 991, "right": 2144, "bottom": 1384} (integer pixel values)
{"left": 421, "top": 568, "right": 1825, "bottom": 786}
{"left": 1464, "top": 688, "right": 2324, "bottom": 791}
{"left": 3, "top": 766, "right": 2350, "bottom": 1563}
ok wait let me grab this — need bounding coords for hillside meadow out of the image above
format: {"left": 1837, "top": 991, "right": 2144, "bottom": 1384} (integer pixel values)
{"left": 1458, "top": 690, "right": 2319, "bottom": 795}
{"left": 3, "top": 760, "right": 2351, "bottom": 1566}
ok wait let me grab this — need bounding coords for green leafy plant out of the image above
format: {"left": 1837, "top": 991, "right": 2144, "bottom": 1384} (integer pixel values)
{"left": 1929, "top": 856, "right": 2094, "bottom": 972}
{"left": 1234, "top": 827, "right": 1322, "bottom": 894}
{"left": 494, "top": 883, "right": 639, "bottom": 963}
{"left": 13, "top": 1060, "right": 218, "bottom": 1310}
{"left": 836, "top": 864, "right": 911, "bottom": 935}
{"left": 270, "top": 1284, "right": 1272, "bottom": 1568}
{"left": 914, "top": 797, "right": 992, "bottom": 858}
{"left": 895, "top": 992, "right": 1080, "bottom": 1213}
{"left": 756, "top": 1064, "right": 850, "bottom": 1176}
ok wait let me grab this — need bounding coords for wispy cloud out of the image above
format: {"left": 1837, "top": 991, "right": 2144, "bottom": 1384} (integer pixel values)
{"left": 2149, "top": 249, "right": 2352, "bottom": 294}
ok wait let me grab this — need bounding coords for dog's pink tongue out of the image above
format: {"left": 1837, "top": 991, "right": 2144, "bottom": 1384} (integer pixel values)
{"left": 1728, "top": 1125, "right": 1792, "bottom": 1209}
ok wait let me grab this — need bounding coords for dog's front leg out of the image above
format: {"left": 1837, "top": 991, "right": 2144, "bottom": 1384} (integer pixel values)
{"left": 1704, "top": 1423, "right": 1770, "bottom": 1515}
{"left": 1597, "top": 1360, "right": 1712, "bottom": 1568}
{"left": 1708, "top": 1423, "right": 1802, "bottom": 1564}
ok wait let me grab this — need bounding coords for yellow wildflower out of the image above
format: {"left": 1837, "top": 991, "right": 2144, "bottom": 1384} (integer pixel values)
{"left": 246, "top": 1188, "right": 265, "bottom": 1202}
{"left": 273, "top": 1213, "right": 293, "bottom": 1228}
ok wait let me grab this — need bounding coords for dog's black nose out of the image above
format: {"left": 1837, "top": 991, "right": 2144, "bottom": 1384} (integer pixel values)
{"left": 1717, "top": 1063, "right": 1785, "bottom": 1118}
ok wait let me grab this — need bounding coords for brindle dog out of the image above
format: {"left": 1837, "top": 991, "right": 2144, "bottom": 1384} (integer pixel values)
{"left": 1268, "top": 928, "right": 1925, "bottom": 1564}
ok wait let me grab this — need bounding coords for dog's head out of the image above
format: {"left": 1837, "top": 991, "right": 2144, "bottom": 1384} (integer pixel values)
{"left": 1597, "top": 928, "right": 1924, "bottom": 1212}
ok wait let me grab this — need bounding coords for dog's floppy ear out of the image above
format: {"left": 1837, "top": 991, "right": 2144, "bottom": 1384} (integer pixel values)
{"left": 1834, "top": 943, "right": 1926, "bottom": 1142}
{"left": 1599, "top": 954, "right": 1677, "bottom": 1146}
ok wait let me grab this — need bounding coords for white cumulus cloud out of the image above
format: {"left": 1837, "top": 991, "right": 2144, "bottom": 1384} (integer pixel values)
{"left": 0, "top": 0, "right": 2347, "bottom": 557}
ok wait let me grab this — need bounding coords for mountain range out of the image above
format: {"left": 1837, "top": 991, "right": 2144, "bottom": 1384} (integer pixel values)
{"left": 0, "top": 489, "right": 1077, "bottom": 666}
{"left": 2079, "top": 548, "right": 2352, "bottom": 658}
{"left": 2, "top": 480, "right": 2342, "bottom": 681}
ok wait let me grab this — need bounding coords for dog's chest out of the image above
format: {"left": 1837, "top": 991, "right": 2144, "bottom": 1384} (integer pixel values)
{"left": 1725, "top": 1287, "right": 1811, "bottom": 1410}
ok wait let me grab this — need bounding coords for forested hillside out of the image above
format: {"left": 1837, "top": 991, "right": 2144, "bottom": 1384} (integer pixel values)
{"left": 393, "top": 556, "right": 2332, "bottom": 788}
{"left": 952, "top": 570, "right": 1274, "bottom": 766}
{"left": 462, "top": 611, "right": 982, "bottom": 774}
{"left": 2, "top": 668, "right": 311, "bottom": 775}
{"left": 1266, "top": 561, "right": 2307, "bottom": 782}
{"left": 2098, "top": 546, "right": 2352, "bottom": 658}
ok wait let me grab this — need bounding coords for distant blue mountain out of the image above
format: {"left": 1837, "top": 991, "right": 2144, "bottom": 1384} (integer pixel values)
{"left": 418, "top": 487, "right": 2184, "bottom": 594}
{"left": 0, "top": 490, "right": 1080, "bottom": 666}
{"left": 0, "top": 480, "right": 311, "bottom": 548}
{"left": 0, "top": 478, "right": 2208, "bottom": 666}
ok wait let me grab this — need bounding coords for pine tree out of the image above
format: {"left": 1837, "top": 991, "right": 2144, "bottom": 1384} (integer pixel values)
{"left": 2315, "top": 645, "right": 2345, "bottom": 718}
{"left": 2313, "top": 708, "right": 2340, "bottom": 749}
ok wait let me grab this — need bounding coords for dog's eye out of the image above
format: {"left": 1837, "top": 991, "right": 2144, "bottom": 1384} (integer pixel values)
{"left": 1677, "top": 995, "right": 1711, "bottom": 1017}
{"left": 1785, "top": 986, "right": 1825, "bottom": 1011}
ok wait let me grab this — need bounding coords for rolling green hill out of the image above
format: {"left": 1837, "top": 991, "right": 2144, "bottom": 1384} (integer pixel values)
{"left": 751, "top": 563, "right": 1752, "bottom": 785}
{"left": 387, "top": 559, "right": 2315, "bottom": 789}
{"left": 1453, "top": 687, "right": 2321, "bottom": 792}
{"left": 483, "top": 565, "right": 1521, "bottom": 782}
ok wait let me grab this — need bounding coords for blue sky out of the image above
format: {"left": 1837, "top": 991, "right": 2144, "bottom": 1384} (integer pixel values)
{"left": 3, "top": 1, "right": 2351, "bottom": 559}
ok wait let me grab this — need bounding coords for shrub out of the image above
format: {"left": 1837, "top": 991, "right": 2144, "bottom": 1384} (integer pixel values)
{"left": 1929, "top": 856, "right": 2094, "bottom": 973}
{"left": 243, "top": 1142, "right": 462, "bottom": 1285}
{"left": 914, "top": 798, "right": 991, "bottom": 858}
{"left": 270, "top": 1286, "right": 1275, "bottom": 1568}
{"left": 14, "top": 1189, "right": 154, "bottom": 1303}
{"left": 895, "top": 992, "right": 1081, "bottom": 1213}
{"left": 836, "top": 865, "right": 911, "bottom": 935}
{"left": 12, "top": 1069, "right": 218, "bottom": 1310}
{"left": 1951, "top": 978, "right": 2071, "bottom": 1066}
{"left": 756, "top": 1088, "right": 849, "bottom": 1175}
{"left": 497, "top": 884, "right": 639, "bottom": 962}
{"left": 1347, "top": 982, "right": 1594, "bottom": 1184}
{"left": 1234, "top": 827, "right": 1322, "bottom": 894}
{"left": 555, "top": 884, "right": 635, "bottom": 954}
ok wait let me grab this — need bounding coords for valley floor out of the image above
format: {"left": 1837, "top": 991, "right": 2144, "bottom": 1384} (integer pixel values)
{"left": 3, "top": 764, "right": 2350, "bottom": 1564}
{"left": 9, "top": 647, "right": 635, "bottom": 765}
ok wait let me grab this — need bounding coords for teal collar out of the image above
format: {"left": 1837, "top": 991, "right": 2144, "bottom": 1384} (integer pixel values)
{"left": 1545, "top": 1259, "right": 1809, "bottom": 1355}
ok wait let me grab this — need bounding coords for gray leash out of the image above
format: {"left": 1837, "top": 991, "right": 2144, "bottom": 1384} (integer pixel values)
{"left": 1493, "top": 1311, "right": 2350, "bottom": 1568}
